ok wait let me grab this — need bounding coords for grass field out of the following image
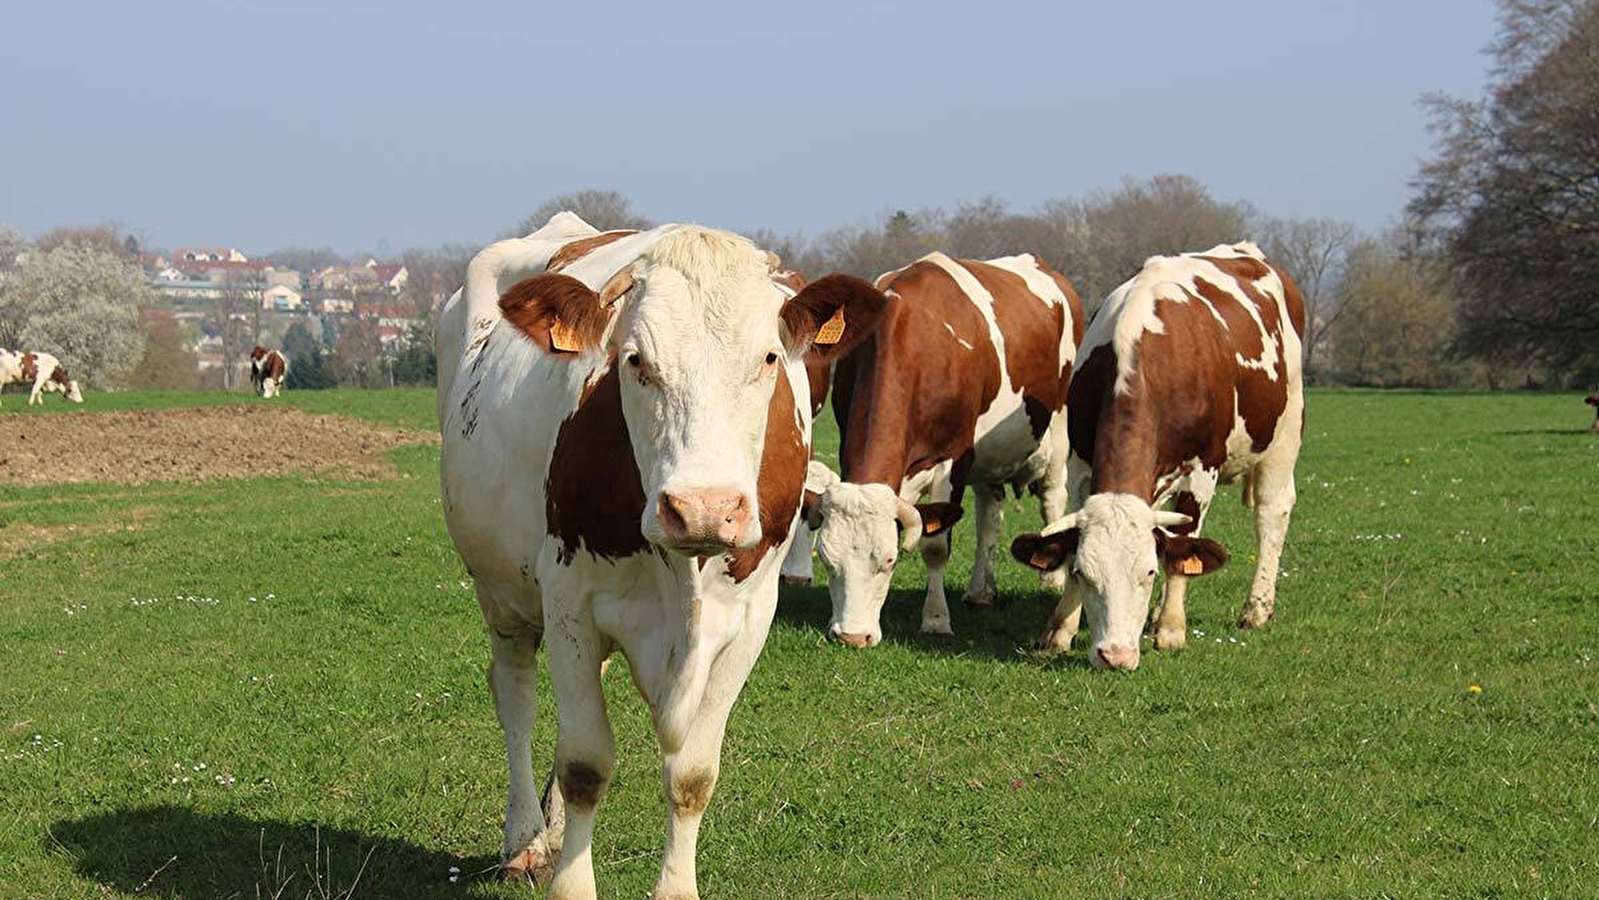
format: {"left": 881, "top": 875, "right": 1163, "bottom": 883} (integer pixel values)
{"left": 1, "top": 388, "right": 1596, "bottom": 899}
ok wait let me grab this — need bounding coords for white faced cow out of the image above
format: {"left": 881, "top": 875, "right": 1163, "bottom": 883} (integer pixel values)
{"left": 0, "top": 349, "right": 83, "bottom": 405}
{"left": 809, "top": 252, "right": 1083, "bottom": 646}
{"left": 250, "top": 346, "right": 289, "bottom": 398}
{"left": 1011, "top": 242, "right": 1305, "bottom": 671}
{"left": 436, "top": 212, "right": 883, "bottom": 900}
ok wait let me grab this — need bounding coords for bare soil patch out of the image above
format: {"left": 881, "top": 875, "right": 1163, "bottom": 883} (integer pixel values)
{"left": 0, "top": 405, "right": 437, "bottom": 486}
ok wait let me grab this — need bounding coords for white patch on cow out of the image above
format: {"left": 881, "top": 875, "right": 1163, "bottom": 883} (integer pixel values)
{"left": 1065, "top": 493, "right": 1163, "bottom": 668}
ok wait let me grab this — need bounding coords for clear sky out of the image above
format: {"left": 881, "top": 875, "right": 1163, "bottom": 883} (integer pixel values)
{"left": 0, "top": 0, "right": 1499, "bottom": 255}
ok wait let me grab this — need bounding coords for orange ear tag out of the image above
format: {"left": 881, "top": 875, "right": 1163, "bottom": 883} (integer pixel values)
{"left": 814, "top": 306, "right": 846, "bottom": 345}
{"left": 1179, "top": 557, "right": 1204, "bottom": 576}
{"left": 549, "top": 319, "right": 582, "bottom": 353}
{"left": 1030, "top": 551, "right": 1055, "bottom": 569}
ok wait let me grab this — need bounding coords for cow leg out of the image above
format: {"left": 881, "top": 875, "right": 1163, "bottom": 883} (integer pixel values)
{"left": 960, "top": 483, "right": 1004, "bottom": 610}
{"left": 1240, "top": 445, "right": 1298, "bottom": 629}
{"left": 1151, "top": 491, "right": 1208, "bottom": 651}
{"left": 29, "top": 375, "right": 44, "bottom": 405}
{"left": 778, "top": 519, "right": 814, "bottom": 585}
{"left": 487, "top": 629, "right": 557, "bottom": 884}
{"left": 545, "top": 615, "right": 614, "bottom": 900}
{"left": 1036, "top": 577, "right": 1082, "bottom": 653}
{"left": 653, "top": 617, "right": 769, "bottom": 900}
{"left": 919, "top": 531, "right": 954, "bottom": 635}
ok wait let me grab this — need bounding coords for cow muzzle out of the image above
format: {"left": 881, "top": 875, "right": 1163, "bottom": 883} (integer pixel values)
{"left": 656, "top": 488, "right": 753, "bottom": 554}
{"left": 1092, "top": 643, "right": 1140, "bottom": 671}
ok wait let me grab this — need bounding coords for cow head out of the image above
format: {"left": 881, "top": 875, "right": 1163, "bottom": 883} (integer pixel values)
{"left": 63, "top": 379, "right": 83, "bottom": 403}
{"left": 808, "top": 481, "right": 962, "bottom": 647}
{"left": 1011, "top": 493, "right": 1225, "bottom": 670}
{"left": 502, "top": 227, "right": 886, "bottom": 557}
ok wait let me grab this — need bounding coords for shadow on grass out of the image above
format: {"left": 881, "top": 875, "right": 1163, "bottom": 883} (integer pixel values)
{"left": 1493, "top": 428, "right": 1598, "bottom": 436}
{"left": 775, "top": 580, "right": 1086, "bottom": 666}
{"left": 51, "top": 805, "right": 498, "bottom": 899}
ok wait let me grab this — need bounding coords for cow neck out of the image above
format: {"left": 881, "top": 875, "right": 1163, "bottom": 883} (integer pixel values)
{"left": 838, "top": 337, "right": 918, "bottom": 490}
{"left": 1087, "top": 375, "right": 1160, "bottom": 502}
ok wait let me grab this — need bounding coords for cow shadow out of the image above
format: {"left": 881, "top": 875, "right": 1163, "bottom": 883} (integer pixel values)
{"left": 774, "top": 580, "right": 1086, "bottom": 666}
{"left": 50, "top": 805, "right": 496, "bottom": 899}
{"left": 1493, "top": 427, "right": 1597, "bottom": 436}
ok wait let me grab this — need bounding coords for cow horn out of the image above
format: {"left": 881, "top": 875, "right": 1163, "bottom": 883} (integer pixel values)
{"left": 895, "top": 498, "right": 923, "bottom": 552}
{"left": 1152, "top": 510, "right": 1194, "bottom": 528}
{"left": 598, "top": 267, "right": 635, "bottom": 307}
{"left": 1039, "top": 512, "right": 1081, "bottom": 537}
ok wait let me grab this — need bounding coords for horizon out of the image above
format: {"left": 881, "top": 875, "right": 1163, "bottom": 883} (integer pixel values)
{"left": 2, "top": 1, "right": 1499, "bottom": 256}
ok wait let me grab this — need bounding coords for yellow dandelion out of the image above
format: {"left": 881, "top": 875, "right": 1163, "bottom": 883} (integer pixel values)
{"left": 1468, "top": 684, "right": 1483, "bottom": 695}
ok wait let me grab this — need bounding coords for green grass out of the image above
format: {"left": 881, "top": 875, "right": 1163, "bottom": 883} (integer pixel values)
{"left": 1, "top": 389, "right": 1596, "bottom": 899}
{"left": 0, "top": 387, "right": 437, "bottom": 431}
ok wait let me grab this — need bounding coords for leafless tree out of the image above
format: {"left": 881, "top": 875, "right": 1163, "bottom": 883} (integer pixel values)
{"left": 1259, "top": 217, "right": 1359, "bottom": 378}
{"left": 513, "top": 189, "right": 653, "bottom": 236}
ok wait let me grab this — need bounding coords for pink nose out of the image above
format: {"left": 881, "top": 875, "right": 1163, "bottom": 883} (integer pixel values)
{"left": 832, "top": 630, "right": 875, "bottom": 649}
{"left": 658, "top": 489, "right": 751, "bottom": 549}
{"left": 1094, "top": 644, "right": 1140, "bottom": 670}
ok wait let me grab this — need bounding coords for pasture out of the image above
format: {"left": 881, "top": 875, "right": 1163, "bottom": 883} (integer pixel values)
{"left": 1, "top": 389, "right": 1595, "bottom": 899}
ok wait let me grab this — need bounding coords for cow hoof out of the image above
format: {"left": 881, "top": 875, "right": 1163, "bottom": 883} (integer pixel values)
{"left": 961, "top": 594, "right": 995, "bottom": 612}
{"left": 502, "top": 843, "right": 556, "bottom": 886}
{"left": 919, "top": 620, "right": 954, "bottom": 636}
{"left": 780, "top": 575, "right": 811, "bottom": 586}
{"left": 1034, "top": 632, "right": 1072, "bottom": 654}
{"left": 1237, "top": 607, "right": 1274, "bottom": 630}
{"left": 1154, "top": 628, "right": 1186, "bottom": 651}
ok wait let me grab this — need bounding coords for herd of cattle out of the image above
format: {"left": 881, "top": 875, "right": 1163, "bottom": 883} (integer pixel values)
{"left": 432, "top": 211, "right": 1306, "bottom": 899}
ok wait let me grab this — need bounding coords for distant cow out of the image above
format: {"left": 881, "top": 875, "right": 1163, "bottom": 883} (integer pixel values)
{"left": 770, "top": 267, "right": 843, "bottom": 586}
{"left": 807, "top": 251, "right": 1083, "bottom": 646}
{"left": 249, "top": 346, "right": 289, "bottom": 397}
{"left": 436, "top": 212, "right": 885, "bottom": 898}
{"left": 0, "top": 349, "right": 83, "bottom": 405}
{"left": 1587, "top": 394, "right": 1598, "bottom": 433}
{"left": 1011, "top": 242, "right": 1305, "bottom": 671}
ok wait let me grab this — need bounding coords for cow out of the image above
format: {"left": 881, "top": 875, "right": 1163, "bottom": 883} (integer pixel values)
{"left": 1010, "top": 241, "right": 1305, "bottom": 671}
{"left": 436, "top": 212, "right": 885, "bottom": 900}
{"left": 249, "top": 346, "right": 289, "bottom": 398}
{"left": 805, "top": 251, "right": 1084, "bottom": 647}
{"left": 0, "top": 349, "right": 84, "bottom": 405}
{"left": 1586, "top": 393, "right": 1598, "bottom": 433}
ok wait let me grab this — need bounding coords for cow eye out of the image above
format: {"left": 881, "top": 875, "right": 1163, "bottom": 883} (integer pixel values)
{"left": 625, "top": 352, "right": 642, "bottom": 368}
{"left": 764, "top": 351, "right": 779, "bottom": 365}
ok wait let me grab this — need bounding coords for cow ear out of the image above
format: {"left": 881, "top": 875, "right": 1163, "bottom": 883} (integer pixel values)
{"left": 1155, "top": 533, "right": 1229, "bottom": 577}
{"left": 780, "top": 274, "right": 889, "bottom": 362}
{"left": 1011, "top": 530, "right": 1077, "bottom": 571}
{"left": 914, "top": 501, "right": 964, "bottom": 537}
{"left": 499, "top": 273, "right": 615, "bottom": 356}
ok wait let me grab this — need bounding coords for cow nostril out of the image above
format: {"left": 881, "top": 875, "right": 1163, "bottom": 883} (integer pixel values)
{"left": 658, "top": 493, "right": 690, "bottom": 535}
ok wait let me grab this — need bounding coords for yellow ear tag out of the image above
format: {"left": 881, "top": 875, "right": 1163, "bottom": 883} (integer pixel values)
{"left": 814, "top": 306, "right": 846, "bottom": 345}
{"left": 1179, "top": 556, "right": 1204, "bottom": 576}
{"left": 549, "top": 319, "right": 582, "bottom": 353}
{"left": 1030, "top": 551, "right": 1055, "bottom": 569}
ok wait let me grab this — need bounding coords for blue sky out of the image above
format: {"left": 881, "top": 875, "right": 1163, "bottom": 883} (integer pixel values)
{"left": 0, "top": 0, "right": 1499, "bottom": 254}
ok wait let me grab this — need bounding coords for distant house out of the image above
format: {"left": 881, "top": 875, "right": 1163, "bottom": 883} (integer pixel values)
{"left": 319, "top": 297, "right": 354, "bottom": 314}
{"left": 262, "top": 284, "right": 304, "bottom": 311}
{"left": 174, "top": 247, "right": 249, "bottom": 264}
{"left": 264, "top": 267, "right": 302, "bottom": 290}
{"left": 371, "top": 263, "right": 408, "bottom": 295}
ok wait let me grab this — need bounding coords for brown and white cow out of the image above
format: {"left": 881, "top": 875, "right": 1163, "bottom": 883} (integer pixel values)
{"left": 249, "top": 346, "right": 289, "bottom": 398}
{"left": 0, "top": 349, "right": 83, "bottom": 405}
{"left": 1585, "top": 393, "right": 1598, "bottom": 433}
{"left": 1011, "top": 242, "right": 1305, "bottom": 671}
{"left": 436, "top": 212, "right": 884, "bottom": 900}
{"left": 807, "top": 251, "right": 1084, "bottom": 646}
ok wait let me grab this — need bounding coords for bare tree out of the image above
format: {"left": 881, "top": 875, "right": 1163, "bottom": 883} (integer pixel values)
{"left": 1259, "top": 217, "right": 1359, "bottom": 377}
{"left": 211, "top": 274, "right": 259, "bottom": 390}
{"left": 513, "top": 189, "right": 653, "bottom": 236}
{"left": 34, "top": 226, "right": 132, "bottom": 257}
{"left": 1329, "top": 237, "right": 1462, "bottom": 387}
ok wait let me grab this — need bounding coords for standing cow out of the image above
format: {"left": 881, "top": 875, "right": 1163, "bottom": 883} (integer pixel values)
{"left": 806, "top": 251, "right": 1083, "bottom": 647}
{"left": 0, "top": 349, "right": 83, "bottom": 405}
{"left": 1011, "top": 242, "right": 1305, "bottom": 671}
{"left": 436, "top": 212, "right": 884, "bottom": 900}
{"left": 249, "top": 346, "right": 289, "bottom": 398}
{"left": 1586, "top": 393, "right": 1598, "bottom": 433}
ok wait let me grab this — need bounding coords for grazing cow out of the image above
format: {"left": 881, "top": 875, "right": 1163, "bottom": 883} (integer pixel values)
{"left": 1011, "top": 242, "right": 1305, "bottom": 671}
{"left": 808, "top": 251, "right": 1084, "bottom": 646}
{"left": 436, "top": 212, "right": 885, "bottom": 899}
{"left": 0, "top": 350, "right": 83, "bottom": 405}
{"left": 1586, "top": 394, "right": 1598, "bottom": 433}
{"left": 249, "top": 346, "right": 289, "bottom": 398}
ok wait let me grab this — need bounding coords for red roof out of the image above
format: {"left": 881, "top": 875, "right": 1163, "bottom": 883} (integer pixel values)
{"left": 372, "top": 264, "right": 405, "bottom": 283}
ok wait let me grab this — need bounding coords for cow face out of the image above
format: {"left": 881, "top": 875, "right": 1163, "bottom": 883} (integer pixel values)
{"left": 809, "top": 483, "right": 959, "bottom": 647}
{"left": 64, "top": 380, "right": 83, "bottom": 403}
{"left": 1011, "top": 493, "right": 1223, "bottom": 670}
{"left": 502, "top": 229, "right": 886, "bottom": 558}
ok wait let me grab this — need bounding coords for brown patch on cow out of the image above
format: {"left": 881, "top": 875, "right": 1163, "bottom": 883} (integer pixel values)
{"left": 955, "top": 257, "right": 1073, "bottom": 415}
{"left": 545, "top": 366, "right": 649, "bottom": 565}
{"left": 47, "top": 364, "right": 72, "bottom": 387}
{"left": 19, "top": 353, "right": 38, "bottom": 382}
{"left": 1195, "top": 254, "right": 1272, "bottom": 284}
{"left": 559, "top": 762, "right": 606, "bottom": 809}
{"left": 250, "top": 345, "right": 268, "bottom": 361}
{"left": 779, "top": 274, "right": 889, "bottom": 362}
{"left": 500, "top": 273, "right": 615, "bottom": 356}
{"left": 669, "top": 769, "right": 716, "bottom": 817}
{"left": 834, "top": 260, "right": 1003, "bottom": 488}
{"left": 262, "top": 352, "right": 285, "bottom": 381}
{"left": 724, "top": 372, "right": 807, "bottom": 583}
{"left": 545, "top": 231, "right": 639, "bottom": 273}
